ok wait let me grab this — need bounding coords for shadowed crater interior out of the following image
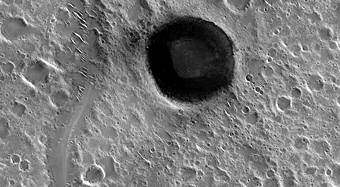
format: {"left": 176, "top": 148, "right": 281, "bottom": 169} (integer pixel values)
{"left": 147, "top": 16, "right": 235, "bottom": 103}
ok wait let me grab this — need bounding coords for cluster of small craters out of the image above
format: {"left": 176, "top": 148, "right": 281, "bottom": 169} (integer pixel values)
{"left": 0, "top": 0, "right": 106, "bottom": 185}
{"left": 10, "top": 153, "right": 31, "bottom": 172}
{"left": 67, "top": 0, "right": 340, "bottom": 186}
{"left": 238, "top": 0, "right": 340, "bottom": 186}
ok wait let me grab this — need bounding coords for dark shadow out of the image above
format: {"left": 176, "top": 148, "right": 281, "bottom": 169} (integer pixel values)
{"left": 147, "top": 16, "right": 236, "bottom": 103}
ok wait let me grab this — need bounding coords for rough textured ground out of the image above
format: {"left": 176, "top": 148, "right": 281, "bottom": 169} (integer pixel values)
{"left": 0, "top": 0, "right": 340, "bottom": 187}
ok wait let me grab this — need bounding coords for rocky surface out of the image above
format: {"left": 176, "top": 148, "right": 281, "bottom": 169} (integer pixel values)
{"left": 0, "top": 0, "right": 339, "bottom": 187}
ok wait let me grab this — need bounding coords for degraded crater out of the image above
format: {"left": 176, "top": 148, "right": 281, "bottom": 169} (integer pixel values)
{"left": 307, "top": 73, "right": 324, "bottom": 91}
{"left": 1, "top": 61, "right": 15, "bottom": 74}
{"left": 50, "top": 89, "right": 70, "bottom": 107}
{"left": 10, "top": 101, "right": 26, "bottom": 118}
{"left": 1, "top": 17, "right": 39, "bottom": 40}
{"left": 291, "top": 87, "right": 302, "bottom": 98}
{"left": 146, "top": 16, "right": 235, "bottom": 103}
{"left": 25, "top": 60, "right": 50, "bottom": 84}
{"left": 0, "top": 117, "right": 9, "bottom": 139}
{"left": 227, "top": 0, "right": 251, "bottom": 11}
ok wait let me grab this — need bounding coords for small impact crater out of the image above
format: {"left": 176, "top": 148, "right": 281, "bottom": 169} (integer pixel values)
{"left": 266, "top": 169, "right": 275, "bottom": 178}
{"left": 10, "top": 154, "right": 21, "bottom": 164}
{"left": 19, "top": 159, "right": 30, "bottom": 172}
{"left": 277, "top": 96, "right": 291, "bottom": 111}
{"left": 83, "top": 164, "right": 106, "bottom": 184}
{"left": 147, "top": 16, "right": 235, "bottom": 103}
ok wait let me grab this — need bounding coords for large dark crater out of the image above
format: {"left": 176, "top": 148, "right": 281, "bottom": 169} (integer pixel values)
{"left": 147, "top": 16, "right": 236, "bottom": 103}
